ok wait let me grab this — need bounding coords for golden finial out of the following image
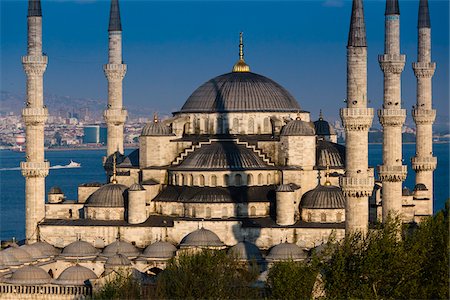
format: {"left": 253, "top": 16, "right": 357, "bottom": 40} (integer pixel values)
{"left": 324, "top": 164, "right": 331, "bottom": 186}
{"left": 232, "top": 32, "right": 250, "bottom": 73}
{"left": 319, "top": 109, "right": 324, "bottom": 121}
{"left": 296, "top": 111, "right": 302, "bottom": 121}
{"left": 153, "top": 112, "right": 158, "bottom": 123}
{"left": 111, "top": 153, "right": 118, "bottom": 184}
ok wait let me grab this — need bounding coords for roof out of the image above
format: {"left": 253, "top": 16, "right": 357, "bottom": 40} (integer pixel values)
{"left": 177, "top": 72, "right": 301, "bottom": 113}
{"left": 266, "top": 242, "right": 307, "bottom": 261}
{"left": 5, "top": 266, "right": 51, "bottom": 285}
{"left": 0, "top": 249, "right": 21, "bottom": 266}
{"left": 276, "top": 184, "right": 295, "bottom": 192}
{"left": 314, "top": 118, "right": 336, "bottom": 136}
{"left": 118, "top": 149, "right": 139, "bottom": 168}
{"left": 55, "top": 264, "right": 97, "bottom": 286}
{"left": 385, "top": 0, "right": 400, "bottom": 15}
{"left": 84, "top": 183, "right": 128, "bottom": 207}
{"left": 228, "top": 241, "right": 263, "bottom": 261}
{"left": 153, "top": 185, "right": 276, "bottom": 203}
{"left": 141, "top": 122, "right": 174, "bottom": 137}
{"left": 301, "top": 184, "right": 345, "bottom": 209}
{"left": 61, "top": 240, "right": 100, "bottom": 258}
{"left": 105, "top": 253, "right": 132, "bottom": 268}
{"left": 180, "top": 228, "right": 224, "bottom": 248}
{"left": 281, "top": 119, "right": 315, "bottom": 136}
{"left": 174, "top": 141, "right": 272, "bottom": 170}
{"left": 141, "top": 241, "right": 177, "bottom": 259}
{"left": 348, "top": 0, "right": 367, "bottom": 47}
{"left": 49, "top": 186, "right": 63, "bottom": 194}
{"left": 414, "top": 183, "right": 428, "bottom": 191}
{"left": 316, "top": 140, "right": 345, "bottom": 168}
{"left": 108, "top": 0, "right": 122, "bottom": 32}
{"left": 418, "top": 0, "right": 431, "bottom": 28}
{"left": 28, "top": 0, "right": 42, "bottom": 17}
{"left": 102, "top": 240, "right": 140, "bottom": 258}
{"left": 129, "top": 183, "right": 145, "bottom": 191}
{"left": 402, "top": 187, "right": 412, "bottom": 196}
{"left": 4, "top": 246, "right": 33, "bottom": 264}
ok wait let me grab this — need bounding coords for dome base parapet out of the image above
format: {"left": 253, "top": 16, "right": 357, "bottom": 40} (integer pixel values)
{"left": 104, "top": 108, "right": 127, "bottom": 125}
{"left": 22, "top": 107, "right": 48, "bottom": 125}
{"left": 377, "top": 165, "right": 407, "bottom": 182}
{"left": 340, "top": 108, "right": 374, "bottom": 131}
{"left": 412, "top": 62, "right": 436, "bottom": 78}
{"left": 340, "top": 176, "right": 374, "bottom": 197}
{"left": 411, "top": 156, "right": 437, "bottom": 171}
{"left": 103, "top": 64, "right": 127, "bottom": 81}
{"left": 378, "top": 109, "right": 406, "bottom": 126}
{"left": 21, "top": 161, "right": 50, "bottom": 178}
{"left": 22, "top": 56, "right": 48, "bottom": 76}
{"left": 378, "top": 54, "right": 406, "bottom": 74}
{"left": 412, "top": 109, "right": 436, "bottom": 124}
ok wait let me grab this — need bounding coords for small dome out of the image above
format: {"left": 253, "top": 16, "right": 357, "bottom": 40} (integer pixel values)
{"left": 85, "top": 183, "right": 128, "bottom": 207}
{"left": 314, "top": 116, "right": 336, "bottom": 136}
{"left": 4, "top": 246, "right": 33, "bottom": 264}
{"left": 316, "top": 140, "right": 345, "bottom": 168}
{"left": 228, "top": 241, "right": 263, "bottom": 262}
{"left": 276, "top": 184, "right": 295, "bottom": 192}
{"left": 31, "top": 241, "right": 60, "bottom": 257}
{"left": 61, "top": 241, "right": 99, "bottom": 258}
{"left": 55, "top": 264, "right": 97, "bottom": 286}
{"left": 301, "top": 185, "right": 345, "bottom": 209}
{"left": 5, "top": 266, "right": 51, "bottom": 285}
{"left": 102, "top": 241, "right": 140, "bottom": 258}
{"left": 266, "top": 242, "right": 307, "bottom": 262}
{"left": 402, "top": 187, "right": 412, "bottom": 196}
{"left": 414, "top": 183, "right": 428, "bottom": 191}
{"left": 180, "top": 228, "right": 224, "bottom": 248}
{"left": 142, "top": 241, "right": 177, "bottom": 259}
{"left": 20, "top": 245, "right": 45, "bottom": 260}
{"left": 105, "top": 253, "right": 132, "bottom": 268}
{"left": 281, "top": 120, "right": 315, "bottom": 136}
{"left": 141, "top": 121, "right": 173, "bottom": 136}
{"left": 0, "top": 249, "right": 21, "bottom": 266}
{"left": 49, "top": 186, "right": 63, "bottom": 194}
{"left": 129, "top": 183, "right": 145, "bottom": 191}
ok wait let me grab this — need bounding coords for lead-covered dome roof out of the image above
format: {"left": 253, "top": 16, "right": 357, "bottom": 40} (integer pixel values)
{"left": 61, "top": 240, "right": 99, "bottom": 258}
{"left": 85, "top": 183, "right": 128, "bottom": 207}
{"left": 5, "top": 266, "right": 52, "bottom": 285}
{"left": 55, "top": 264, "right": 97, "bottom": 286}
{"left": 228, "top": 241, "right": 263, "bottom": 261}
{"left": 177, "top": 72, "right": 301, "bottom": 113}
{"left": 141, "top": 121, "right": 174, "bottom": 136}
{"left": 180, "top": 228, "right": 224, "bottom": 248}
{"left": 142, "top": 241, "right": 177, "bottom": 259}
{"left": 301, "top": 184, "right": 345, "bottom": 209}
{"left": 266, "top": 242, "right": 307, "bottom": 261}
{"left": 102, "top": 240, "right": 140, "bottom": 258}
{"left": 316, "top": 140, "right": 345, "bottom": 168}
{"left": 281, "top": 119, "right": 315, "bottom": 136}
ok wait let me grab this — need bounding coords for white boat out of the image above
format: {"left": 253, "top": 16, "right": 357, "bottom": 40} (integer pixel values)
{"left": 66, "top": 160, "right": 81, "bottom": 168}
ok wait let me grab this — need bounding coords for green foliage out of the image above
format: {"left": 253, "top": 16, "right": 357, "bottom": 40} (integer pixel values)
{"left": 267, "top": 260, "right": 318, "bottom": 300}
{"left": 156, "top": 249, "right": 260, "bottom": 299}
{"left": 91, "top": 270, "right": 141, "bottom": 300}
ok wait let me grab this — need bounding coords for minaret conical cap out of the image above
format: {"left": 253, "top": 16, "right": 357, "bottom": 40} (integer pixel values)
{"left": 385, "top": 0, "right": 400, "bottom": 15}
{"left": 347, "top": 0, "right": 367, "bottom": 47}
{"left": 28, "top": 0, "right": 42, "bottom": 17}
{"left": 418, "top": 0, "right": 431, "bottom": 28}
{"left": 108, "top": 0, "right": 122, "bottom": 32}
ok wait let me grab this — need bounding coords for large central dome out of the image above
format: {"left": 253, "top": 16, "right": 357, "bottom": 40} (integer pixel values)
{"left": 177, "top": 72, "right": 301, "bottom": 113}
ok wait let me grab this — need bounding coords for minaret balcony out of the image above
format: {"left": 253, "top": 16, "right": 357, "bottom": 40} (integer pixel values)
{"left": 21, "top": 55, "right": 48, "bottom": 64}
{"left": 412, "top": 62, "right": 436, "bottom": 78}
{"left": 339, "top": 176, "right": 375, "bottom": 197}
{"left": 104, "top": 108, "right": 127, "bottom": 125}
{"left": 21, "top": 161, "right": 50, "bottom": 178}
{"left": 378, "top": 109, "right": 406, "bottom": 126}
{"left": 340, "top": 108, "right": 374, "bottom": 131}
{"left": 412, "top": 109, "right": 436, "bottom": 124}
{"left": 103, "top": 64, "right": 127, "bottom": 80}
{"left": 22, "top": 107, "right": 48, "bottom": 125}
{"left": 378, "top": 54, "right": 406, "bottom": 74}
{"left": 377, "top": 165, "right": 407, "bottom": 182}
{"left": 411, "top": 156, "right": 437, "bottom": 171}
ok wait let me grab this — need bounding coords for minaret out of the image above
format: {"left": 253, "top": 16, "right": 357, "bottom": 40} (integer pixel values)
{"left": 378, "top": 0, "right": 407, "bottom": 221}
{"left": 21, "top": 0, "right": 49, "bottom": 243}
{"left": 104, "top": 0, "right": 127, "bottom": 157}
{"left": 412, "top": 0, "right": 436, "bottom": 215}
{"left": 340, "top": 0, "right": 374, "bottom": 233}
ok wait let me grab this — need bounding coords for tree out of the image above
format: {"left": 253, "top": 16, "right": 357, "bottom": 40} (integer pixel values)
{"left": 91, "top": 270, "right": 141, "bottom": 300}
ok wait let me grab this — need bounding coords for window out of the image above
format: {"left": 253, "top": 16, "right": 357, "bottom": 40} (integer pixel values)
{"left": 248, "top": 117, "right": 254, "bottom": 134}
{"left": 258, "top": 173, "right": 263, "bottom": 185}
{"left": 321, "top": 213, "right": 327, "bottom": 222}
{"left": 336, "top": 212, "right": 343, "bottom": 222}
{"left": 188, "top": 174, "right": 193, "bottom": 186}
{"left": 247, "top": 174, "right": 253, "bottom": 185}
{"left": 191, "top": 207, "right": 196, "bottom": 218}
{"left": 263, "top": 117, "right": 270, "bottom": 132}
{"left": 233, "top": 118, "right": 239, "bottom": 133}
{"left": 307, "top": 213, "right": 312, "bottom": 222}
{"left": 235, "top": 174, "right": 242, "bottom": 186}
{"left": 180, "top": 174, "right": 185, "bottom": 186}
{"left": 224, "top": 174, "right": 230, "bottom": 186}
{"left": 222, "top": 207, "right": 228, "bottom": 218}
{"left": 211, "top": 175, "right": 217, "bottom": 187}
{"left": 199, "top": 175, "right": 205, "bottom": 186}
{"left": 250, "top": 206, "right": 256, "bottom": 216}
{"left": 206, "top": 207, "right": 212, "bottom": 219}
{"left": 267, "top": 173, "right": 272, "bottom": 184}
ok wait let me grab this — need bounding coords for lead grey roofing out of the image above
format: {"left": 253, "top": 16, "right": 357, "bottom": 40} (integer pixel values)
{"left": 316, "top": 140, "right": 345, "bottom": 168}
{"left": 385, "top": 0, "right": 400, "bottom": 15}
{"left": 141, "top": 122, "right": 174, "bottom": 136}
{"left": 28, "top": 0, "right": 42, "bottom": 17}
{"left": 84, "top": 183, "right": 128, "bottom": 207}
{"left": 153, "top": 185, "right": 276, "bottom": 203}
{"left": 348, "top": 0, "right": 367, "bottom": 47}
{"left": 281, "top": 120, "right": 315, "bottom": 136}
{"left": 174, "top": 141, "right": 273, "bottom": 170}
{"left": 314, "top": 118, "right": 336, "bottom": 136}
{"left": 177, "top": 72, "right": 301, "bottom": 113}
{"left": 108, "top": 0, "right": 122, "bottom": 32}
{"left": 301, "top": 184, "right": 345, "bottom": 209}
{"left": 418, "top": 0, "right": 430, "bottom": 28}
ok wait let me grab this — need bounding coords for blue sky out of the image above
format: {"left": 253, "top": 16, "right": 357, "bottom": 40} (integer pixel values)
{"left": 1, "top": 0, "right": 448, "bottom": 126}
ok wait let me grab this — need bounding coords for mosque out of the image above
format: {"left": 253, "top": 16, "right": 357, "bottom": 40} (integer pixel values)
{"left": 0, "top": 0, "right": 437, "bottom": 298}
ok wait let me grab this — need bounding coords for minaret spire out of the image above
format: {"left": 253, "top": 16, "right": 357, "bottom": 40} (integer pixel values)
{"left": 28, "top": 0, "right": 42, "bottom": 17}
{"left": 347, "top": 0, "right": 366, "bottom": 47}
{"left": 418, "top": 0, "right": 430, "bottom": 28}
{"left": 385, "top": 0, "right": 400, "bottom": 15}
{"left": 108, "top": 0, "right": 122, "bottom": 32}
{"left": 232, "top": 32, "right": 250, "bottom": 73}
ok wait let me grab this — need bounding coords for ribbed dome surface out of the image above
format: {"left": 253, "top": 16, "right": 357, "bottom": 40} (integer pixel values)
{"left": 49, "top": 186, "right": 63, "bottom": 194}
{"left": 281, "top": 120, "right": 315, "bottom": 136}
{"left": 4, "top": 246, "right": 33, "bottom": 264}
{"left": 56, "top": 265, "right": 97, "bottom": 286}
{"left": 31, "top": 242, "right": 60, "bottom": 257}
{"left": 0, "top": 250, "right": 21, "bottom": 266}
{"left": 5, "top": 266, "right": 51, "bottom": 285}
{"left": 141, "top": 122, "right": 173, "bottom": 136}
{"left": 314, "top": 118, "right": 336, "bottom": 136}
{"left": 105, "top": 253, "right": 132, "bottom": 267}
{"left": 176, "top": 142, "right": 269, "bottom": 170}
{"left": 85, "top": 183, "right": 128, "bottom": 207}
{"left": 266, "top": 242, "right": 307, "bottom": 261}
{"left": 61, "top": 241, "right": 99, "bottom": 258}
{"left": 142, "top": 241, "right": 177, "bottom": 259}
{"left": 180, "top": 228, "right": 224, "bottom": 248}
{"left": 301, "top": 185, "right": 345, "bottom": 209}
{"left": 20, "top": 245, "right": 45, "bottom": 260}
{"left": 178, "top": 72, "right": 301, "bottom": 113}
{"left": 414, "top": 183, "right": 428, "bottom": 191}
{"left": 129, "top": 183, "right": 145, "bottom": 191}
{"left": 228, "top": 241, "right": 263, "bottom": 261}
{"left": 316, "top": 140, "right": 345, "bottom": 168}
{"left": 189, "top": 189, "right": 233, "bottom": 203}
{"left": 276, "top": 184, "right": 295, "bottom": 192}
{"left": 102, "top": 241, "right": 140, "bottom": 258}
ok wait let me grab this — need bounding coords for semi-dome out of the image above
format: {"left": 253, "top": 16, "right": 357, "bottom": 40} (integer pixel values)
{"left": 177, "top": 72, "right": 301, "bottom": 113}
{"left": 5, "top": 266, "right": 51, "bottom": 285}
{"left": 102, "top": 240, "right": 140, "bottom": 258}
{"left": 55, "top": 264, "right": 97, "bottom": 286}
{"left": 281, "top": 119, "right": 315, "bottom": 136}
{"left": 228, "top": 241, "right": 263, "bottom": 262}
{"left": 141, "top": 121, "right": 173, "bottom": 136}
{"left": 301, "top": 184, "right": 345, "bottom": 209}
{"left": 85, "top": 183, "right": 128, "bottom": 207}
{"left": 316, "top": 140, "right": 345, "bottom": 168}
{"left": 4, "top": 246, "right": 33, "bottom": 264}
{"left": 61, "top": 241, "right": 99, "bottom": 258}
{"left": 266, "top": 242, "right": 307, "bottom": 262}
{"left": 180, "top": 228, "right": 224, "bottom": 248}
{"left": 142, "top": 241, "right": 177, "bottom": 259}
{"left": 175, "top": 141, "right": 270, "bottom": 170}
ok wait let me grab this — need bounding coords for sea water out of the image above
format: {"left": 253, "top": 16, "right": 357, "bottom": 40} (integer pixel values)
{"left": 0, "top": 144, "right": 448, "bottom": 241}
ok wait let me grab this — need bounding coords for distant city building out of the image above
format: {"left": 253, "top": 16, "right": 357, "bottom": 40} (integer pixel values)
{"left": 83, "top": 125, "right": 107, "bottom": 144}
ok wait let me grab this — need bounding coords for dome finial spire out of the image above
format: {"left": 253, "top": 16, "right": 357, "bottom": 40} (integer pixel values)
{"left": 153, "top": 112, "right": 158, "bottom": 123}
{"left": 325, "top": 164, "right": 331, "bottom": 186}
{"left": 319, "top": 109, "right": 324, "bottom": 120}
{"left": 111, "top": 153, "right": 118, "bottom": 184}
{"left": 232, "top": 32, "right": 250, "bottom": 73}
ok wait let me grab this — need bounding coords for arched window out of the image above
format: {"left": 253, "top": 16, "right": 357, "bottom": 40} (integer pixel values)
{"left": 222, "top": 207, "right": 228, "bottom": 218}
{"left": 180, "top": 174, "right": 185, "bottom": 186}
{"left": 307, "top": 213, "right": 312, "bottom": 222}
{"left": 321, "top": 213, "right": 327, "bottom": 222}
{"left": 250, "top": 206, "right": 256, "bottom": 216}
{"left": 48, "top": 269, "right": 54, "bottom": 278}
{"left": 191, "top": 207, "right": 196, "bottom": 218}
{"left": 258, "top": 173, "right": 263, "bottom": 185}
{"left": 68, "top": 209, "right": 73, "bottom": 218}
{"left": 217, "top": 117, "right": 223, "bottom": 134}
{"left": 171, "top": 206, "right": 177, "bottom": 216}
{"left": 206, "top": 207, "right": 212, "bottom": 219}
{"left": 188, "top": 174, "right": 194, "bottom": 186}
{"left": 105, "top": 210, "right": 110, "bottom": 220}
{"left": 204, "top": 118, "right": 209, "bottom": 133}
{"left": 211, "top": 175, "right": 217, "bottom": 187}
{"left": 224, "top": 174, "right": 230, "bottom": 186}
{"left": 173, "top": 174, "right": 178, "bottom": 185}
{"left": 237, "top": 206, "right": 242, "bottom": 216}
{"left": 247, "top": 174, "right": 253, "bottom": 185}
{"left": 232, "top": 118, "right": 239, "bottom": 134}
{"left": 336, "top": 212, "right": 343, "bottom": 222}
{"left": 195, "top": 118, "right": 201, "bottom": 134}
{"left": 235, "top": 174, "right": 242, "bottom": 186}
{"left": 267, "top": 173, "right": 272, "bottom": 184}
{"left": 183, "top": 122, "right": 190, "bottom": 135}
{"left": 248, "top": 117, "right": 254, "bottom": 134}
{"left": 92, "top": 210, "right": 96, "bottom": 219}
{"left": 209, "top": 119, "right": 215, "bottom": 134}
{"left": 199, "top": 175, "right": 205, "bottom": 187}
